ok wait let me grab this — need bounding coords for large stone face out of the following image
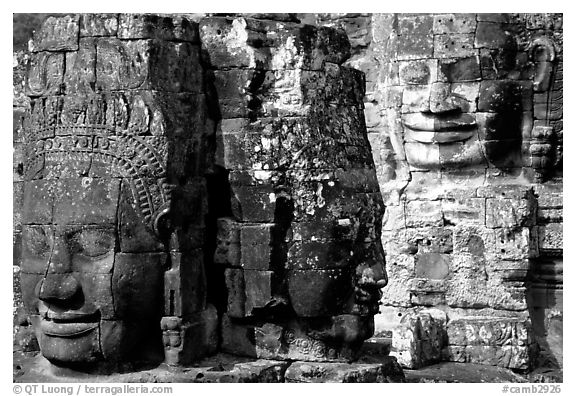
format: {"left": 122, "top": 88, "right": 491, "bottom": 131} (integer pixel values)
{"left": 372, "top": 13, "right": 562, "bottom": 372}
{"left": 203, "top": 15, "right": 388, "bottom": 363}
{"left": 18, "top": 13, "right": 216, "bottom": 371}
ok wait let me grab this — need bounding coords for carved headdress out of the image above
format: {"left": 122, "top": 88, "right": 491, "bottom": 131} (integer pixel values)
{"left": 23, "top": 93, "right": 173, "bottom": 233}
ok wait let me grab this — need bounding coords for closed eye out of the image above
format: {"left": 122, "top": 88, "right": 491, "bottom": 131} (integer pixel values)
{"left": 71, "top": 228, "right": 115, "bottom": 258}
{"left": 23, "top": 226, "right": 51, "bottom": 258}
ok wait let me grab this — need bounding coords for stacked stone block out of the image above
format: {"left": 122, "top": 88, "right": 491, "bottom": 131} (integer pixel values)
{"left": 370, "top": 13, "right": 562, "bottom": 371}
{"left": 201, "top": 15, "right": 386, "bottom": 362}
{"left": 19, "top": 14, "right": 217, "bottom": 366}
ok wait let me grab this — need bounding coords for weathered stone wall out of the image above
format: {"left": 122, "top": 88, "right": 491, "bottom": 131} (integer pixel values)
{"left": 13, "top": 13, "right": 391, "bottom": 371}
{"left": 13, "top": 13, "right": 562, "bottom": 373}
{"left": 296, "top": 13, "right": 563, "bottom": 371}
{"left": 364, "top": 13, "right": 562, "bottom": 371}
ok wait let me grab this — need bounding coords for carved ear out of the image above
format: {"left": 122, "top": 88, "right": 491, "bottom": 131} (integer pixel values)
{"left": 529, "top": 37, "right": 556, "bottom": 92}
{"left": 153, "top": 207, "right": 172, "bottom": 240}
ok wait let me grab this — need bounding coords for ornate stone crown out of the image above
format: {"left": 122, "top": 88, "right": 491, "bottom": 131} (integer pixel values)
{"left": 23, "top": 96, "right": 173, "bottom": 234}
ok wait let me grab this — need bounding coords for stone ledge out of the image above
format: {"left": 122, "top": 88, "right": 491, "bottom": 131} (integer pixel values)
{"left": 404, "top": 362, "right": 528, "bottom": 383}
{"left": 14, "top": 352, "right": 404, "bottom": 383}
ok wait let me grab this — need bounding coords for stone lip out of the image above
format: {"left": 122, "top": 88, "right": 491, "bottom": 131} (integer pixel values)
{"left": 40, "top": 320, "right": 98, "bottom": 338}
{"left": 402, "top": 113, "right": 477, "bottom": 144}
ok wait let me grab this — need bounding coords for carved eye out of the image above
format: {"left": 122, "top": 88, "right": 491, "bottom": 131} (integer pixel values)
{"left": 24, "top": 226, "right": 51, "bottom": 258}
{"left": 71, "top": 228, "right": 115, "bottom": 258}
{"left": 400, "top": 62, "right": 431, "bottom": 85}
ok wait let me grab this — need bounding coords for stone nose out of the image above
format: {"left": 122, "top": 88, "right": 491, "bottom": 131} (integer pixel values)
{"left": 36, "top": 275, "right": 82, "bottom": 304}
{"left": 36, "top": 231, "right": 82, "bottom": 304}
{"left": 428, "top": 82, "right": 461, "bottom": 113}
{"left": 361, "top": 262, "right": 388, "bottom": 289}
{"left": 357, "top": 243, "right": 388, "bottom": 289}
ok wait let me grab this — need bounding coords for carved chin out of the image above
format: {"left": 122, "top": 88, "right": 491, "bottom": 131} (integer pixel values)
{"left": 36, "top": 326, "right": 102, "bottom": 365}
{"left": 31, "top": 316, "right": 129, "bottom": 366}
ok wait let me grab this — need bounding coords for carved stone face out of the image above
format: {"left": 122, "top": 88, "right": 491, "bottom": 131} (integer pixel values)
{"left": 383, "top": 15, "right": 527, "bottom": 170}
{"left": 21, "top": 176, "right": 165, "bottom": 368}
{"left": 281, "top": 159, "right": 389, "bottom": 351}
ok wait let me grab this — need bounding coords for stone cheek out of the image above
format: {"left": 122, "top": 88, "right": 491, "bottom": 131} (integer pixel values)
{"left": 112, "top": 253, "right": 166, "bottom": 319}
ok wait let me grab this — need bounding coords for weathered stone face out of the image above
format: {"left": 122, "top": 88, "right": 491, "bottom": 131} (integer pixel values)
{"left": 380, "top": 14, "right": 558, "bottom": 173}
{"left": 19, "top": 13, "right": 215, "bottom": 371}
{"left": 374, "top": 13, "right": 562, "bottom": 371}
{"left": 202, "top": 15, "right": 388, "bottom": 362}
{"left": 21, "top": 167, "right": 167, "bottom": 366}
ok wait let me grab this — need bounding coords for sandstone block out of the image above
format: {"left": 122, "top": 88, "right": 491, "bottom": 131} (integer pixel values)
{"left": 487, "top": 227, "right": 531, "bottom": 261}
{"left": 486, "top": 198, "right": 533, "bottom": 228}
{"left": 434, "top": 33, "right": 476, "bottom": 59}
{"left": 244, "top": 270, "right": 274, "bottom": 313}
{"left": 169, "top": 305, "right": 219, "bottom": 364}
{"left": 118, "top": 180, "right": 165, "bottom": 253}
{"left": 285, "top": 359, "right": 405, "bottom": 383}
{"left": 63, "top": 38, "right": 97, "bottom": 95}
{"left": 164, "top": 251, "right": 206, "bottom": 318}
{"left": 433, "top": 14, "right": 477, "bottom": 34}
{"left": 442, "top": 197, "right": 485, "bottom": 225}
{"left": 403, "top": 171, "right": 443, "bottom": 200}
{"left": 380, "top": 254, "right": 415, "bottom": 307}
{"left": 220, "top": 316, "right": 355, "bottom": 362}
{"left": 539, "top": 223, "right": 563, "bottom": 251}
{"left": 391, "top": 310, "right": 446, "bottom": 369}
{"left": 287, "top": 240, "right": 354, "bottom": 270}
{"left": 30, "top": 15, "right": 80, "bottom": 52}
{"left": 25, "top": 52, "right": 65, "bottom": 97}
{"left": 95, "top": 39, "right": 202, "bottom": 93}
{"left": 475, "top": 22, "right": 511, "bottom": 49}
{"left": 478, "top": 80, "right": 523, "bottom": 113}
{"left": 442, "top": 344, "right": 532, "bottom": 370}
{"left": 214, "top": 217, "right": 241, "bottom": 266}
{"left": 54, "top": 178, "right": 120, "bottom": 225}
{"left": 224, "top": 268, "right": 246, "bottom": 318}
{"left": 447, "top": 317, "right": 531, "bottom": 347}
{"left": 22, "top": 180, "right": 55, "bottom": 225}
{"left": 415, "top": 253, "right": 451, "bottom": 280}
{"left": 405, "top": 200, "right": 443, "bottom": 228}
{"left": 230, "top": 184, "right": 276, "bottom": 222}
{"left": 80, "top": 13, "right": 118, "bottom": 37}
{"left": 118, "top": 14, "right": 199, "bottom": 42}
{"left": 382, "top": 204, "right": 406, "bottom": 231}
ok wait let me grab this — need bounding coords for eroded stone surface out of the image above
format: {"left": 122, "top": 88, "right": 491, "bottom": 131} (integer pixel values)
{"left": 18, "top": 13, "right": 215, "bottom": 371}
{"left": 374, "top": 13, "right": 562, "bottom": 372}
